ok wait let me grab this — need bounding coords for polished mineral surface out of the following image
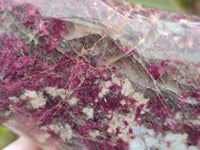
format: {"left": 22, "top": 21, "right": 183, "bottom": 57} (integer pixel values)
{"left": 0, "top": 0, "right": 200, "bottom": 150}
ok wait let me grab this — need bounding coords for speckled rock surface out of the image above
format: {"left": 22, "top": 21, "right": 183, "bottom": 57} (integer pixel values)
{"left": 0, "top": 0, "right": 200, "bottom": 150}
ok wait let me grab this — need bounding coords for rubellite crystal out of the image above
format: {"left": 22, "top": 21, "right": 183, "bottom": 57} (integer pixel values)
{"left": 0, "top": 0, "right": 200, "bottom": 150}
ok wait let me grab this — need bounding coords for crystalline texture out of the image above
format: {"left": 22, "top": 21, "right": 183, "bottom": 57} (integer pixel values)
{"left": 0, "top": 0, "right": 200, "bottom": 150}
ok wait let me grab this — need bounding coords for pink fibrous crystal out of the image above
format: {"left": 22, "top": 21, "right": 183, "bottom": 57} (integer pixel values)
{"left": 0, "top": 0, "right": 200, "bottom": 150}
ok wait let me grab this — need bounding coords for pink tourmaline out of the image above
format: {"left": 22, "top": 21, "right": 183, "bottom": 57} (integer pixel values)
{"left": 0, "top": 0, "right": 200, "bottom": 150}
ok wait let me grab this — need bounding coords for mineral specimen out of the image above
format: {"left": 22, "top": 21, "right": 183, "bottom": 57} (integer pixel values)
{"left": 0, "top": 0, "right": 200, "bottom": 150}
